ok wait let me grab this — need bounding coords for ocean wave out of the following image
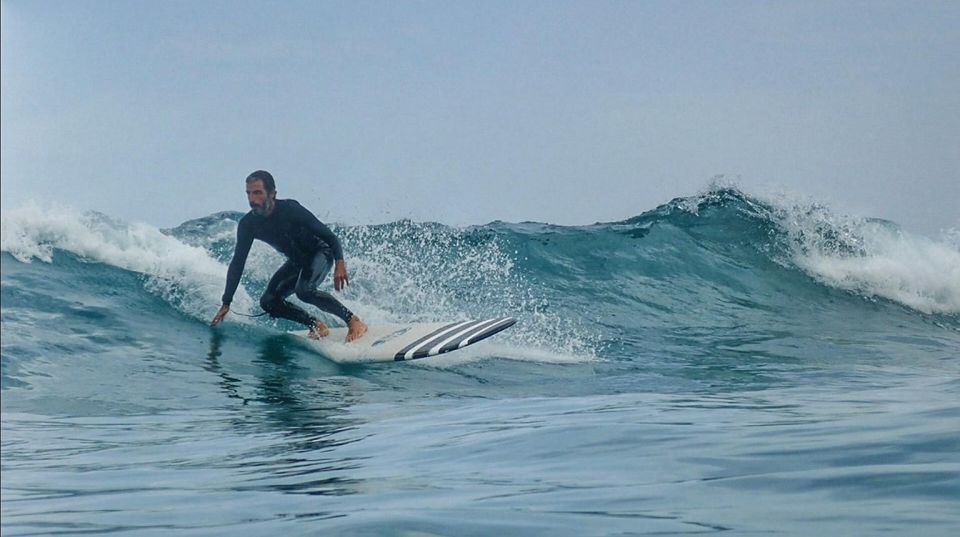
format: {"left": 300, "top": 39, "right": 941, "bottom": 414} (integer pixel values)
{"left": 0, "top": 203, "right": 255, "bottom": 320}
{"left": 3, "top": 185, "right": 957, "bottom": 348}
{"left": 771, "top": 203, "right": 960, "bottom": 315}
{"left": 610, "top": 187, "right": 960, "bottom": 316}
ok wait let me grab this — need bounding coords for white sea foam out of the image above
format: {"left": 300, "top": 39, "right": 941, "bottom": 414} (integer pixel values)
{"left": 397, "top": 341, "right": 596, "bottom": 370}
{"left": 339, "top": 221, "right": 599, "bottom": 361}
{"left": 764, "top": 195, "right": 960, "bottom": 315}
{"left": 0, "top": 203, "right": 254, "bottom": 320}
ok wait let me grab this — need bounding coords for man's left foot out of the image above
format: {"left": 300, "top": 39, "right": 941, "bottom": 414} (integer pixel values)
{"left": 346, "top": 316, "right": 367, "bottom": 342}
{"left": 308, "top": 320, "right": 330, "bottom": 340}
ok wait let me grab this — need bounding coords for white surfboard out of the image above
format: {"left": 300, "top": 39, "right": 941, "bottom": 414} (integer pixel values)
{"left": 290, "top": 317, "right": 517, "bottom": 363}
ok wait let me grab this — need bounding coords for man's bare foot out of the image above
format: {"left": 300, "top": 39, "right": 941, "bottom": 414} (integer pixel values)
{"left": 308, "top": 320, "right": 330, "bottom": 340}
{"left": 346, "top": 316, "right": 367, "bottom": 342}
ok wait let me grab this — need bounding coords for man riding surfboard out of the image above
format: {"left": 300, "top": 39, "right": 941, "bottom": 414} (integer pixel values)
{"left": 210, "top": 170, "right": 367, "bottom": 342}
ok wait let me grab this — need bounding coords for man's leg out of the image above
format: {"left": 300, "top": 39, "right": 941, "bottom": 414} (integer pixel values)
{"left": 293, "top": 249, "right": 355, "bottom": 324}
{"left": 260, "top": 261, "right": 318, "bottom": 327}
{"left": 294, "top": 249, "right": 366, "bottom": 341}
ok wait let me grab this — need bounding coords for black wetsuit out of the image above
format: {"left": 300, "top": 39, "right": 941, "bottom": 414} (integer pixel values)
{"left": 221, "top": 199, "right": 354, "bottom": 326}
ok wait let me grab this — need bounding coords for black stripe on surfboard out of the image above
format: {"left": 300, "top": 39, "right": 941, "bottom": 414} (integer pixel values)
{"left": 432, "top": 318, "right": 504, "bottom": 355}
{"left": 399, "top": 319, "right": 489, "bottom": 361}
{"left": 412, "top": 318, "right": 497, "bottom": 359}
{"left": 437, "top": 317, "right": 516, "bottom": 355}
{"left": 405, "top": 317, "right": 517, "bottom": 360}
{"left": 393, "top": 321, "right": 473, "bottom": 361}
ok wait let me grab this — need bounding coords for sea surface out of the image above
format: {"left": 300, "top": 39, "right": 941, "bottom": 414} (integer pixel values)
{"left": 2, "top": 187, "right": 959, "bottom": 536}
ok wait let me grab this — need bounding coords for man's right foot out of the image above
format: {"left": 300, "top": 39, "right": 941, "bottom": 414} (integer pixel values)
{"left": 346, "top": 316, "right": 367, "bottom": 342}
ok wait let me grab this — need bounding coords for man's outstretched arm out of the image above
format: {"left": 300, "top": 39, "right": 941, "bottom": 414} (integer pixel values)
{"left": 211, "top": 222, "right": 254, "bottom": 325}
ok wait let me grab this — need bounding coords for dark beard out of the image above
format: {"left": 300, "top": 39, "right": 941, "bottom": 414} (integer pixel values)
{"left": 250, "top": 202, "right": 268, "bottom": 215}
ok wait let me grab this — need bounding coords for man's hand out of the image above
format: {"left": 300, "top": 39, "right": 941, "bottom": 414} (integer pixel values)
{"left": 211, "top": 304, "right": 230, "bottom": 326}
{"left": 334, "top": 259, "right": 349, "bottom": 291}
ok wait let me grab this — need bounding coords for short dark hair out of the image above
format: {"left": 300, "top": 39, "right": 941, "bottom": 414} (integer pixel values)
{"left": 246, "top": 170, "right": 276, "bottom": 192}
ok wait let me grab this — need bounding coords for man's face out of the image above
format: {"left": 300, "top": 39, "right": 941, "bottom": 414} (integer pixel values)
{"left": 246, "top": 180, "right": 275, "bottom": 216}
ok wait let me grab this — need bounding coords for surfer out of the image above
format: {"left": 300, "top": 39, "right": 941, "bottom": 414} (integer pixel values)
{"left": 210, "top": 170, "right": 368, "bottom": 342}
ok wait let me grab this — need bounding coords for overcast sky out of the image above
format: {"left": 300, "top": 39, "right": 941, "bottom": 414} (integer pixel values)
{"left": 2, "top": 0, "right": 958, "bottom": 236}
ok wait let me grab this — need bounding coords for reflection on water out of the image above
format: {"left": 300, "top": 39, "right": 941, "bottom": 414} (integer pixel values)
{"left": 204, "top": 329, "right": 250, "bottom": 406}
{"left": 203, "top": 329, "right": 368, "bottom": 498}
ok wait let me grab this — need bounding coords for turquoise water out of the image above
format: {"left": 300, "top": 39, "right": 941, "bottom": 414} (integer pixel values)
{"left": 2, "top": 189, "right": 959, "bottom": 535}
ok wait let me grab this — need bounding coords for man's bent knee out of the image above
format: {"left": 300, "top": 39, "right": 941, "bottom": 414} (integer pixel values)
{"left": 294, "top": 288, "right": 318, "bottom": 303}
{"left": 260, "top": 294, "right": 282, "bottom": 316}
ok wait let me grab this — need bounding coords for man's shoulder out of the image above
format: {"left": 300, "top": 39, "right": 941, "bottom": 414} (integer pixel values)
{"left": 277, "top": 199, "right": 313, "bottom": 217}
{"left": 277, "top": 198, "right": 304, "bottom": 210}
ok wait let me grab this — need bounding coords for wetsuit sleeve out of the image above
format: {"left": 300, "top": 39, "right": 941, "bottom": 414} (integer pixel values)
{"left": 221, "top": 219, "right": 254, "bottom": 305}
{"left": 291, "top": 201, "right": 344, "bottom": 260}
